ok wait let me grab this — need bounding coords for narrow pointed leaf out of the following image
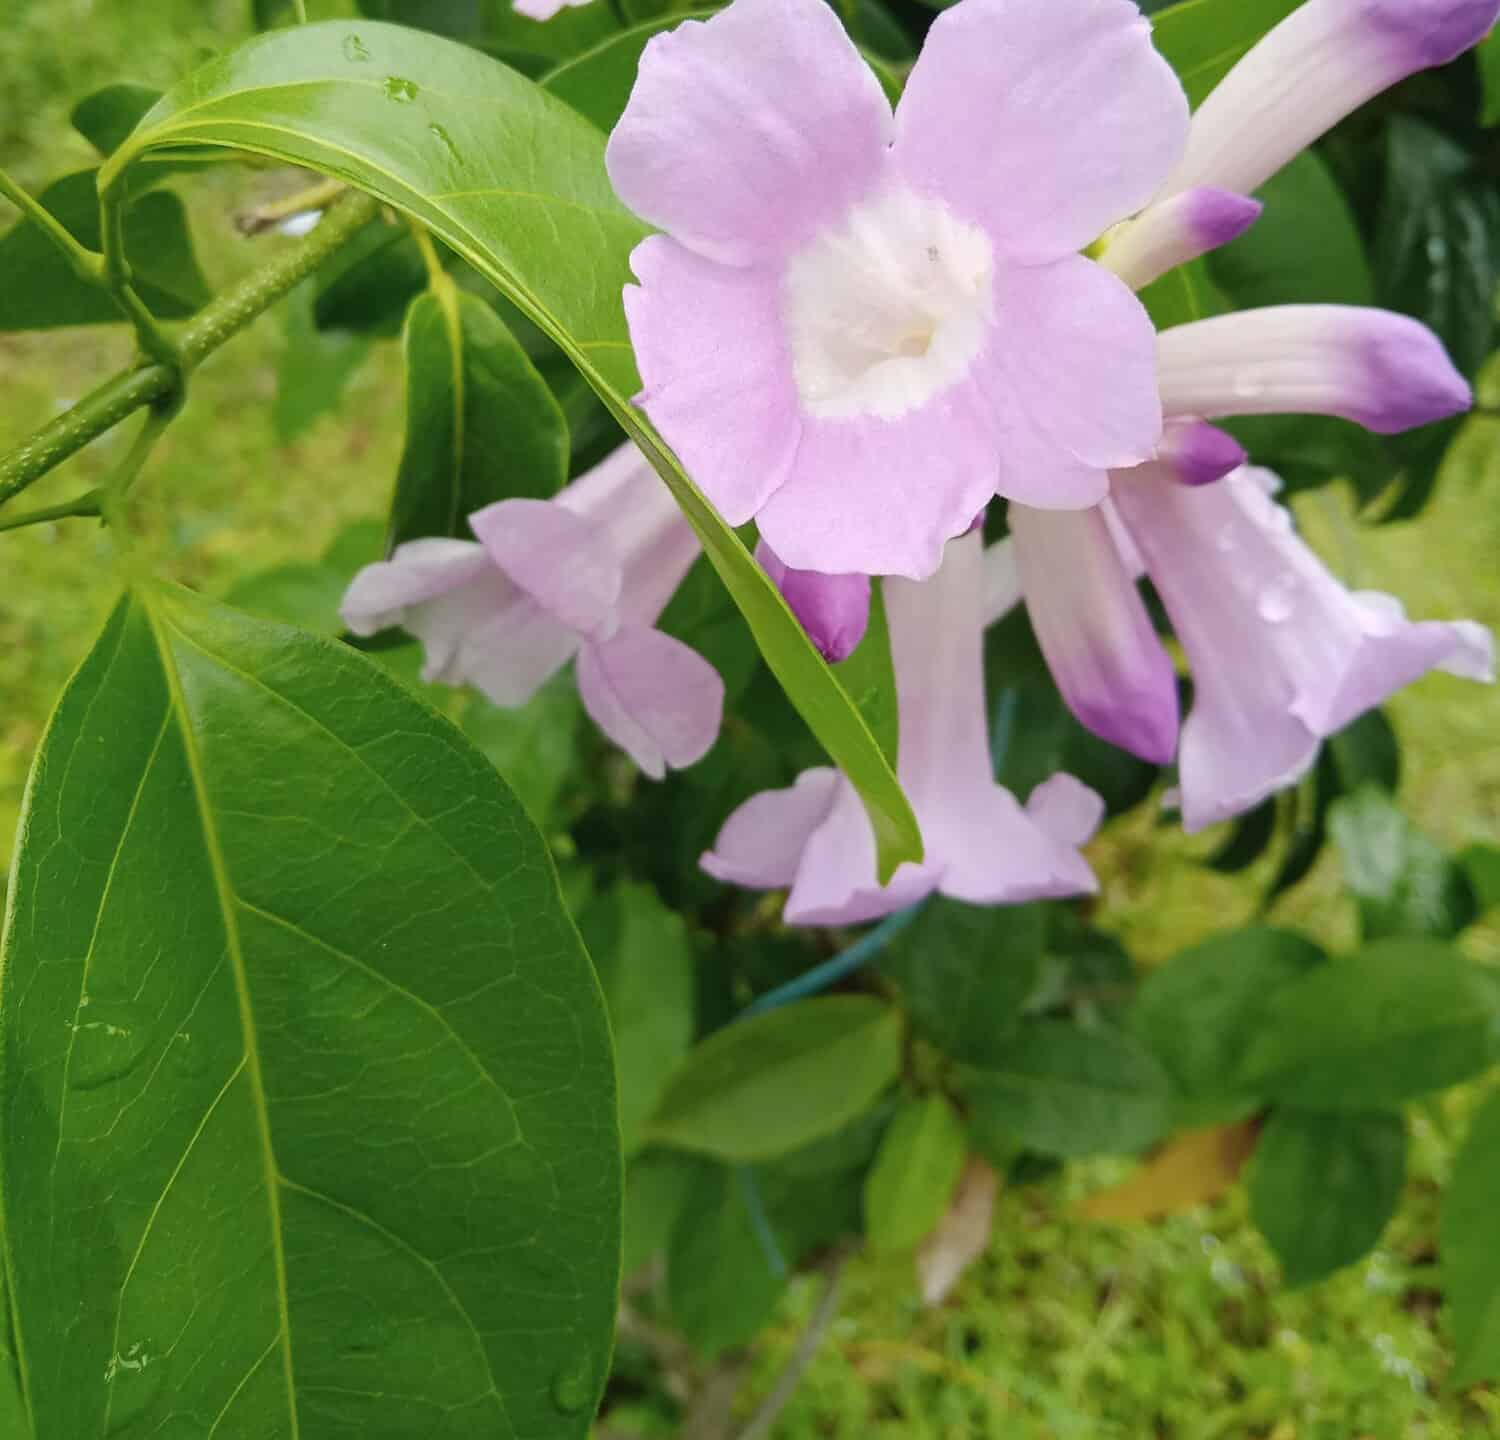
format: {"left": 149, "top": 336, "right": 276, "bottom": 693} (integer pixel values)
{"left": 0, "top": 586, "right": 619, "bottom": 1439}
{"left": 102, "top": 18, "right": 921, "bottom": 880}
{"left": 1444, "top": 1087, "right": 1500, "bottom": 1387}
{"left": 862, "top": 1095, "right": 968, "bottom": 1255}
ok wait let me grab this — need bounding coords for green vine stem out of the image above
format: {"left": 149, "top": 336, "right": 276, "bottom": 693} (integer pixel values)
{"left": 0, "top": 164, "right": 105, "bottom": 289}
{"left": 0, "top": 190, "right": 383, "bottom": 509}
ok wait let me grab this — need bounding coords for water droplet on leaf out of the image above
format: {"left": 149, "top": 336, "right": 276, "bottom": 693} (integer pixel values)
{"left": 551, "top": 1352, "right": 594, "bottom": 1414}
{"left": 342, "top": 34, "right": 371, "bottom": 62}
{"left": 104, "top": 1341, "right": 166, "bottom": 1434}
{"left": 383, "top": 77, "right": 419, "bottom": 103}
{"left": 429, "top": 123, "right": 458, "bottom": 158}
{"left": 70, "top": 1003, "right": 152, "bottom": 1089}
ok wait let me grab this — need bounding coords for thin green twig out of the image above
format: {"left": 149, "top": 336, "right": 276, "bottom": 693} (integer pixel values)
{"left": 0, "top": 490, "right": 104, "bottom": 534}
{"left": 0, "top": 163, "right": 105, "bottom": 288}
{"left": 98, "top": 185, "right": 183, "bottom": 373}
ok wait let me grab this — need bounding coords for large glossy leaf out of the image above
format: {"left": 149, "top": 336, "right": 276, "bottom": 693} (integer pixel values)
{"left": 1249, "top": 1110, "right": 1405, "bottom": 1287}
{"left": 390, "top": 286, "right": 568, "bottom": 546}
{"left": 105, "top": 19, "right": 920, "bottom": 878}
{"left": 0, "top": 170, "right": 207, "bottom": 331}
{"left": 645, "top": 996, "right": 903, "bottom": 1162}
{"left": 0, "top": 586, "right": 619, "bottom": 1439}
{"left": 1149, "top": 0, "right": 1300, "bottom": 108}
{"left": 1443, "top": 1086, "right": 1500, "bottom": 1387}
{"left": 1237, "top": 939, "right": 1500, "bottom": 1107}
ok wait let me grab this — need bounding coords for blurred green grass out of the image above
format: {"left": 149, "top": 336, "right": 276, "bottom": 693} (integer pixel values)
{"left": 3, "top": 2, "right": 1500, "bottom": 1435}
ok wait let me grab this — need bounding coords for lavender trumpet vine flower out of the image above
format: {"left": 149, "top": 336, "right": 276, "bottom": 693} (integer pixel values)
{"left": 702, "top": 532, "right": 1104, "bottom": 925}
{"left": 608, "top": 0, "right": 1190, "bottom": 578}
{"left": 756, "top": 541, "right": 871, "bottom": 664}
{"left": 340, "top": 444, "right": 724, "bottom": 779}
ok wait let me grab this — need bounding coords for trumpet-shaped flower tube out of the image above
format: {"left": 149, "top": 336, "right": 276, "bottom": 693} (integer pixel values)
{"left": 1110, "top": 464, "right": 1493, "bottom": 830}
{"left": 1101, "top": 187, "right": 1263, "bottom": 292}
{"left": 701, "top": 532, "right": 1104, "bottom": 923}
{"left": 1158, "top": 307, "right": 1472, "bottom": 434}
{"left": 341, "top": 444, "right": 723, "bottom": 779}
{"left": 609, "top": 0, "right": 1189, "bottom": 578}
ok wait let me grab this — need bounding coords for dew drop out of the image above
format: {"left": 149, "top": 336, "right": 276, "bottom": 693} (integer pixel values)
{"left": 550, "top": 1352, "right": 594, "bottom": 1414}
{"left": 70, "top": 1003, "right": 153, "bottom": 1090}
{"left": 429, "top": 123, "right": 458, "bottom": 158}
{"left": 104, "top": 1341, "right": 166, "bottom": 1435}
{"left": 342, "top": 34, "right": 371, "bottom": 62}
{"left": 383, "top": 76, "right": 419, "bottom": 103}
{"left": 1258, "top": 574, "right": 1296, "bottom": 624}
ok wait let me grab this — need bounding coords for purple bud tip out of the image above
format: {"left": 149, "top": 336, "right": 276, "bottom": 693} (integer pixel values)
{"left": 1358, "top": 313, "right": 1473, "bottom": 434}
{"left": 1362, "top": 0, "right": 1500, "bottom": 69}
{"left": 757, "top": 540, "right": 872, "bottom": 664}
{"left": 1159, "top": 419, "right": 1248, "bottom": 487}
{"left": 1185, "top": 188, "right": 1263, "bottom": 252}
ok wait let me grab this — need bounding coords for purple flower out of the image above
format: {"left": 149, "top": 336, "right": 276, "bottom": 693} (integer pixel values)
{"left": 340, "top": 444, "right": 724, "bottom": 779}
{"left": 607, "top": 0, "right": 1189, "bottom": 579}
{"left": 1107, "top": 0, "right": 1500, "bottom": 285}
{"left": 513, "top": 0, "right": 592, "bottom": 19}
{"left": 701, "top": 532, "right": 1103, "bottom": 924}
{"left": 756, "top": 541, "right": 870, "bottom": 664}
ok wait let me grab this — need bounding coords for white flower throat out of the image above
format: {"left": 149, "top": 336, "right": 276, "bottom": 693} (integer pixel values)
{"left": 784, "top": 187, "right": 994, "bottom": 422}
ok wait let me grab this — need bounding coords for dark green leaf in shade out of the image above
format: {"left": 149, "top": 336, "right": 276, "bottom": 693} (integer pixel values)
{"left": 880, "top": 898, "right": 1045, "bottom": 1065}
{"left": 1237, "top": 939, "right": 1500, "bottom": 1107}
{"left": 1148, "top": 0, "right": 1300, "bottom": 108}
{"left": 1130, "top": 927, "right": 1325, "bottom": 1125}
{"left": 645, "top": 997, "right": 902, "bottom": 1162}
{"left": 862, "top": 1095, "right": 968, "bottom": 1255}
{"left": 1329, "top": 788, "right": 1479, "bottom": 941}
{"left": 71, "top": 84, "right": 163, "bottom": 156}
{"left": 0, "top": 171, "right": 207, "bottom": 331}
{"left": 1264, "top": 746, "right": 1340, "bottom": 903}
{"left": 542, "top": 14, "right": 713, "bottom": 134}
{"left": 460, "top": 681, "right": 582, "bottom": 830}
{"left": 224, "top": 517, "right": 384, "bottom": 636}
{"left": 1138, "top": 255, "right": 1227, "bottom": 333}
{"left": 1479, "top": 25, "right": 1500, "bottom": 125}
{"left": 273, "top": 280, "right": 371, "bottom": 442}
{"left": 1328, "top": 708, "right": 1400, "bottom": 794}
{"left": 654, "top": 551, "right": 764, "bottom": 705}
{"left": 833, "top": 581, "right": 899, "bottom": 767}
{"left": 963, "top": 1021, "right": 1172, "bottom": 1159}
{"left": 313, "top": 220, "right": 428, "bottom": 337}
{"left": 0, "top": 585, "right": 619, "bottom": 1439}
{"left": 107, "top": 18, "right": 922, "bottom": 882}
{"left": 1249, "top": 1110, "right": 1405, "bottom": 1287}
{"left": 667, "top": 1166, "right": 786, "bottom": 1354}
{"left": 389, "top": 287, "right": 568, "bottom": 547}
{"left": 579, "top": 882, "right": 695, "bottom": 1155}
{"left": 358, "top": 0, "right": 621, "bottom": 63}
{"left": 622, "top": 1150, "right": 709, "bottom": 1278}
{"left": 1462, "top": 843, "right": 1500, "bottom": 914}
{"left": 1207, "top": 799, "right": 1278, "bottom": 874}
{"left": 1442, "top": 1087, "right": 1500, "bottom": 1386}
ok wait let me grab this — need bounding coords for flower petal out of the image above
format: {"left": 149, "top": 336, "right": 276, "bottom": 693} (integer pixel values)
{"left": 625, "top": 235, "right": 801, "bottom": 527}
{"left": 576, "top": 625, "right": 725, "bottom": 778}
{"left": 757, "top": 541, "right": 871, "bottom": 662}
{"left": 454, "top": 602, "right": 581, "bottom": 706}
{"left": 700, "top": 768, "right": 843, "bottom": 889}
{"left": 1158, "top": 306, "right": 1472, "bottom": 435}
{"left": 1102, "top": 188, "right": 1263, "bottom": 293}
{"left": 339, "top": 538, "right": 493, "bottom": 637}
{"left": 1011, "top": 503, "right": 1180, "bottom": 764}
{"left": 605, "top": 0, "right": 893, "bottom": 266}
{"left": 1026, "top": 774, "right": 1106, "bottom": 851}
{"left": 893, "top": 0, "right": 1188, "bottom": 262}
{"left": 468, "top": 498, "right": 622, "bottom": 638}
{"left": 981, "top": 256, "right": 1161, "bottom": 503}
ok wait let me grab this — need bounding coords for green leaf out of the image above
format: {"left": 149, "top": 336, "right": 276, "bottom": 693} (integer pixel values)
{"left": 224, "top": 518, "right": 383, "bottom": 637}
{"left": 580, "top": 882, "right": 695, "bottom": 1155}
{"left": 71, "top": 84, "right": 163, "bottom": 156}
{"left": 1462, "top": 843, "right": 1500, "bottom": 914}
{"left": 0, "top": 171, "right": 207, "bottom": 331}
{"left": 1130, "top": 927, "right": 1324, "bottom": 1124}
{"left": 1237, "top": 939, "right": 1500, "bottom": 1107}
{"left": 0, "top": 586, "right": 619, "bottom": 1437}
{"left": 1206, "top": 799, "right": 1277, "bottom": 874}
{"left": 880, "top": 898, "right": 1045, "bottom": 1065}
{"left": 1329, "top": 788, "right": 1479, "bottom": 941}
{"left": 390, "top": 286, "right": 568, "bottom": 546}
{"left": 964, "top": 1021, "right": 1172, "bottom": 1159}
{"left": 1443, "top": 1086, "right": 1500, "bottom": 1387}
{"left": 1327, "top": 708, "right": 1400, "bottom": 794}
{"left": 1479, "top": 25, "right": 1500, "bottom": 126}
{"left": 314, "top": 220, "right": 428, "bottom": 336}
{"left": 622, "top": 1149, "right": 707, "bottom": 1277}
{"left": 1137, "top": 254, "right": 1226, "bottom": 334}
{"left": 358, "top": 0, "right": 621, "bottom": 62}
{"left": 460, "top": 682, "right": 582, "bottom": 829}
{"left": 834, "top": 581, "right": 900, "bottom": 767}
{"left": 542, "top": 14, "right": 713, "bottom": 134}
{"left": 645, "top": 997, "right": 902, "bottom": 1161}
{"left": 106, "top": 18, "right": 922, "bottom": 881}
{"left": 273, "top": 279, "right": 371, "bottom": 442}
{"left": 1249, "top": 1110, "right": 1405, "bottom": 1287}
{"left": 667, "top": 1166, "right": 785, "bottom": 1354}
{"left": 862, "top": 1095, "right": 968, "bottom": 1254}
{"left": 1149, "top": 0, "right": 1300, "bottom": 108}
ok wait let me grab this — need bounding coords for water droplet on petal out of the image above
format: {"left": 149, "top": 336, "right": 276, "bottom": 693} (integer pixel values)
{"left": 383, "top": 76, "right": 419, "bottom": 103}
{"left": 1258, "top": 574, "right": 1296, "bottom": 624}
{"left": 70, "top": 1003, "right": 153, "bottom": 1089}
{"left": 104, "top": 1341, "right": 166, "bottom": 1435}
{"left": 342, "top": 34, "right": 371, "bottom": 62}
{"left": 551, "top": 1352, "right": 594, "bottom": 1414}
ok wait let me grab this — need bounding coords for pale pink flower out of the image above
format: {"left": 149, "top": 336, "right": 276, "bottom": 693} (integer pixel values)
{"left": 607, "top": 0, "right": 1189, "bottom": 579}
{"left": 341, "top": 444, "right": 723, "bottom": 779}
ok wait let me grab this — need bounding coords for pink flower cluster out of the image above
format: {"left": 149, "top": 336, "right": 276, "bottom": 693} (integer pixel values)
{"left": 345, "top": 0, "right": 1497, "bottom": 926}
